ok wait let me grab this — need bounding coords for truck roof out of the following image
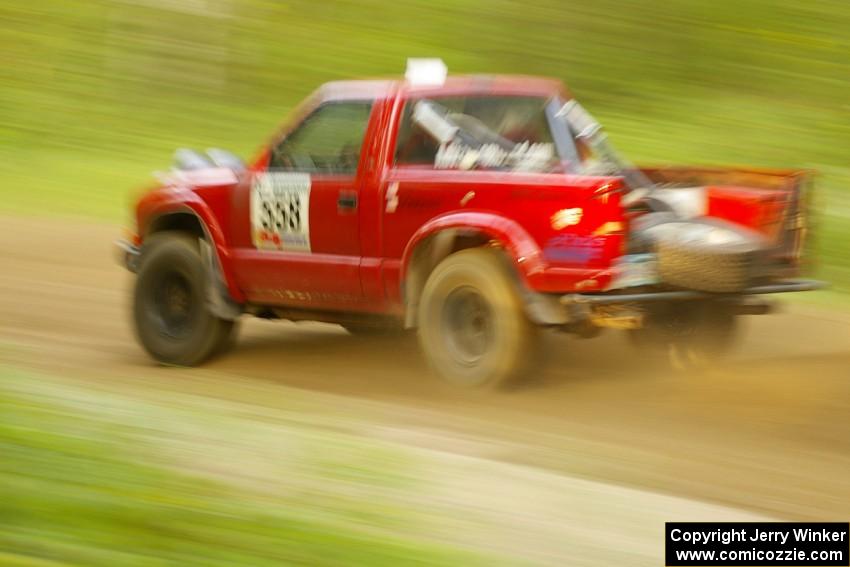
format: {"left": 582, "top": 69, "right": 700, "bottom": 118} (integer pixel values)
{"left": 316, "top": 75, "right": 567, "bottom": 102}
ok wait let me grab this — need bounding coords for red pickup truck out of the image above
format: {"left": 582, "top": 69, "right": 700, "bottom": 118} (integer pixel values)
{"left": 118, "top": 66, "right": 821, "bottom": 387}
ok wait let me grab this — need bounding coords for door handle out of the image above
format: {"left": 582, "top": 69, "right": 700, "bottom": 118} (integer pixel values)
{"left": 337, "top": 191, "right": 358, "bottom": 212}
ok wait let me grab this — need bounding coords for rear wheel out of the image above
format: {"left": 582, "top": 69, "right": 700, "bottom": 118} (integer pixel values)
{"left": 417, "top": 248, "right": 540, "bottom": 388}
{"left": 133, "top": 232, "right": 236, "bottom": 366}
{"left": 629, "top": 300, "right": 738, "bottom": 371}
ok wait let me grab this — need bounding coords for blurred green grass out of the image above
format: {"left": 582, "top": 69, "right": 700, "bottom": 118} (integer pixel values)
{"left": 0, "top": 366, "right": 498, "bottom": 566}
{"left": 1, "top": 0, "right": 848, "bottom": 291}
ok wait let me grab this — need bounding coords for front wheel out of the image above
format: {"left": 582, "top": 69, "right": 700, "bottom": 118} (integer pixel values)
{"left": 628, "top": 300, "right": 738, "bottom": 371}
{"left": 133, "top": 232, "right": 236, "bottom": 366}
{"left": 417, "top": 248, "right": 540, "bottom": 388}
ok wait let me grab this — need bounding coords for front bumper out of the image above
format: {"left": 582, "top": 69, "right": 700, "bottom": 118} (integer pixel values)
{"left": 561, "top": 278, "right": 826, "bottom": 305}
{"left": 115, "top": 239, "right": 141, "bottom": 273}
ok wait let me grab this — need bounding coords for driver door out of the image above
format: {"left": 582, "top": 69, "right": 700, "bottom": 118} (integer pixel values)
{"left": 231, "top": 101, "right": 373, "bottom": 308}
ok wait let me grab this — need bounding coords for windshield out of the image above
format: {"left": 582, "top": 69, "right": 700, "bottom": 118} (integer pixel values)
{"left": 395, "top": 95, "right": 567, "bottom": 173}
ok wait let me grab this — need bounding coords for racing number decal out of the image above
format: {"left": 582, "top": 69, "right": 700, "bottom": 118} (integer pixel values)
{"left": 251, "top": 172, "right": 311, "bottom": 252}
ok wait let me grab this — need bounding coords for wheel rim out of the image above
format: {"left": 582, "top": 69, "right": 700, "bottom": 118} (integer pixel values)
{"left": 441, "top": 286, "right": 494, "bottom": 366}
{"left": 151, "top": 270, "right": 195, "bottom": 339}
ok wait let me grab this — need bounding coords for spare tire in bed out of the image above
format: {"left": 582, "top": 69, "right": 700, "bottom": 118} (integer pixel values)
{"left": 643, "top": 217, "right": 768, "bottom": 293}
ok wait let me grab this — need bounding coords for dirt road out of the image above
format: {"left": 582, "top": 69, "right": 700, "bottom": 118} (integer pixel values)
{"left": 1, "top": 215, "right": 849, "bottom": 564}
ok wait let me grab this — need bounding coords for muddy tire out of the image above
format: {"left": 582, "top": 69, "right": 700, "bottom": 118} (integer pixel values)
{"left": 133, "top": 232, "right": 236, "bottom": 366}
{"left": 629, "top": 300, "right": 738, "bottom": 371}
{"left": 417, "top": 248, "right": 540, "bottom": 388}
{"left": 651, "top": 218, "right": 767, "bottom": 293}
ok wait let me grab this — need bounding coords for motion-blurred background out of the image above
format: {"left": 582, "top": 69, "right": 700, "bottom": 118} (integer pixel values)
{"left": 2, "top": 2, "right": 849, "bottom": 566}
{"left": 3, "top": 0, "right": 849, "bottom": 293}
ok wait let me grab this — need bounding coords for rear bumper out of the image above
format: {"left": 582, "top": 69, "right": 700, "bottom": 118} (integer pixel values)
{"left": 561, "top": 278, "right": 826, "bottom": 305}
{"left": 115, "top": 239, "right": 141, "bottom": 273}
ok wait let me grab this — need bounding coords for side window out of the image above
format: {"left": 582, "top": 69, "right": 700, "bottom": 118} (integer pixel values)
{"left": 394, "top": 96, "right": 556, "bottom": 170}
{"left": 271, "top": 101, "right": 373, "bottom": 174}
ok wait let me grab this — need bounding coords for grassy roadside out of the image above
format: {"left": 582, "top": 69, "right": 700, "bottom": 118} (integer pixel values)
{"left": 0, "top": 366, "right": 501, "bottom": 567}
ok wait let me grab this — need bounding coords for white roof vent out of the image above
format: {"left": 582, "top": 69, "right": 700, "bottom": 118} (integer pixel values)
{"left": 405, "top": 58, "right": 447, "bottom": 86}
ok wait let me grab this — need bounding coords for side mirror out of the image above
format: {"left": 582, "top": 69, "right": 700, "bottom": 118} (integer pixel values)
{"left": 206, "top": 148, "right": 245, "bottom": 171}
{"left": 173, "top": 148, "right": 213, "bottom": 171}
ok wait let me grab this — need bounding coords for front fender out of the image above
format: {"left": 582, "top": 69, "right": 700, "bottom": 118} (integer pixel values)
{"left": 137, "top": 186, "right": 245, "bottom": 303}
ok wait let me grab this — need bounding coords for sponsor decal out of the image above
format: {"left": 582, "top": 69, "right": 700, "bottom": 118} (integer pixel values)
{"left": 543, "top": 233, "right": 606, "bottom": 265}
{"left": 251, "top": 172, "right": 311, "bottom": 252}
{"left": 251, "top": 288, "right": 361, "bottom": 303}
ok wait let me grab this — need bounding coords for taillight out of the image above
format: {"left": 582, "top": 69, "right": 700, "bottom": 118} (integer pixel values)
{"left": 592, "top": 221, "right": 625, "bottom": 236}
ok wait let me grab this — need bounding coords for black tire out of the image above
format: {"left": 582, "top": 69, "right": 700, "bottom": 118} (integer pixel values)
{"left": 650, "top": 218, "right": 767, "bottom": 293}
{"left": 628, "top": 300, "right": 738, "bottom": 371}
{"left": 417, "top": 248, "right": 540, "bottom": 388}
{"left": 133, "top": 232, "right": 236, "bottom": 366}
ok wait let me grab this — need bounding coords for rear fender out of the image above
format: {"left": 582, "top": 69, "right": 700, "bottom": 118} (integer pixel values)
{"left": 401, "top": 212, "right": 559, "bottom": 327}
